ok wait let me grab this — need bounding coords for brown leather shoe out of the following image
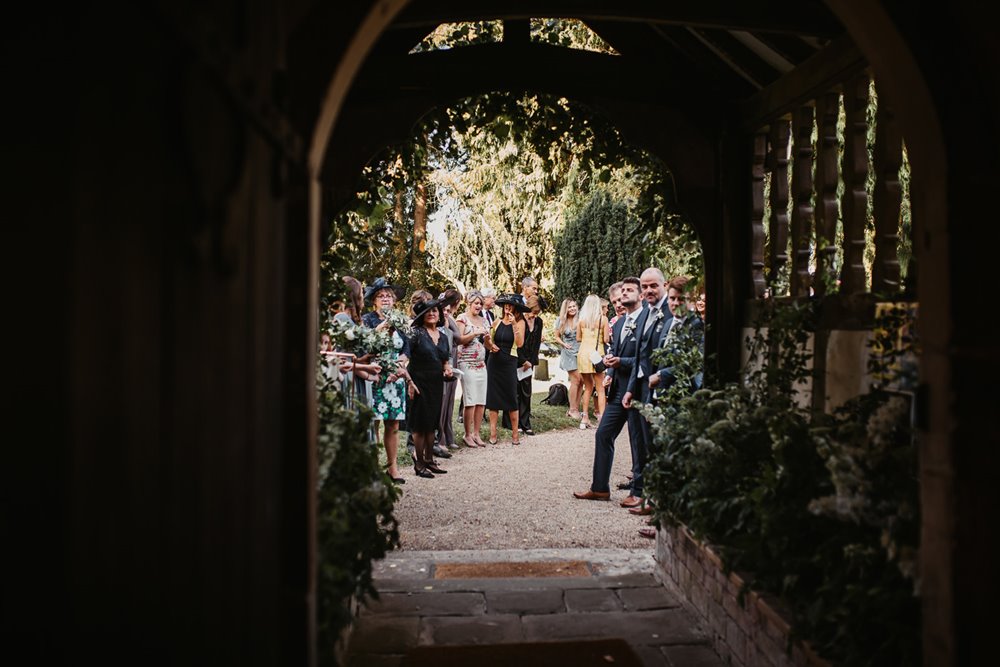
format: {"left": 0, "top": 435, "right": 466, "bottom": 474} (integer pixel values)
{"left": 620, "top": 496, "right": 643, "bottom": 508}
{"left": 573, "top": 490, "right": 611, "bottom": 501}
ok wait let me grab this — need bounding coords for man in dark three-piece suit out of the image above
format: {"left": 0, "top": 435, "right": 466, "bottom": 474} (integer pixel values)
{"left": 573, "top": 277, "right": 646, "bottom": 501}
{"left": 618, "top": 267, "right": 672, "bottom": 508}
{"left": 648, "top": 276, "right": 705, "bottom": 398}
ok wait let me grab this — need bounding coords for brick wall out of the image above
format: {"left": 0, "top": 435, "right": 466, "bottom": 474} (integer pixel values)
{"left": 655, "top": 522, "right": 829, "bottom": 667}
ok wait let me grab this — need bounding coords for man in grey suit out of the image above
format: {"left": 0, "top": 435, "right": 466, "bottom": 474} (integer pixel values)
{"left": 620, "top": 267, "right": 672, "bottom": 508}
{"left": 573, "top": 277, "right": 646, "bottom": 501}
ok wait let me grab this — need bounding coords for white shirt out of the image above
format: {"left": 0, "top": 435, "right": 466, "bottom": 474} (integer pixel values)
{"left": 619, "top": 308, "right": 640, "bottom": 346}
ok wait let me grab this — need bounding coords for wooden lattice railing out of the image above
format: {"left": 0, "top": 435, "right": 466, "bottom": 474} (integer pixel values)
{"left": 750, "top": 72, "right": 909, "bottom": 301}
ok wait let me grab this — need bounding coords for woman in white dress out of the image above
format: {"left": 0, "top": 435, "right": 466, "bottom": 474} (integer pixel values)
{"left": 454, "top": 290, "right": 491, "bottom": 447}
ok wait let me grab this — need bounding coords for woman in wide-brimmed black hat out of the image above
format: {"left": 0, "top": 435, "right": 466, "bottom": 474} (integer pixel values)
{"left": 484, "top": 293, "right": 528, "bottom": 445}
{"left": 361, "top": 277, "right": 411, "bottom": 483}
{"left": 405, "top": 297, "right": 454, "bottom": 478}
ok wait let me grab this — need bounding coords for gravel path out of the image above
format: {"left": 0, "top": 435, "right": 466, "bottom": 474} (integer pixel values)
{"left": 394, "top": 425, "right": 655, "bottom": 551}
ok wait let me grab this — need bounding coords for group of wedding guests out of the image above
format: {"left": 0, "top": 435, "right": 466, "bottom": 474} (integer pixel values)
{"left": 323, "top": 276, "right": 547, "bottom": 481}
{"left": 323, "top": 270, "right": 704, "bottom": 502}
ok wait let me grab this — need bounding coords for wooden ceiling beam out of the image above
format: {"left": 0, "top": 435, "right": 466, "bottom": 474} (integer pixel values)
{"left": 648, "top": 24, "right": 757, "bottom": 97}
{"left": 685, "top": 28, "right": 769, "bottom": 90}
{"left": 388, "top": 0, "right": 843, "bottom": 38}
{"left": 738, "top": 35, "right": 866, "bottom": 129}
{"left": 348, "top": 41, "right": 716, "bottom": 107}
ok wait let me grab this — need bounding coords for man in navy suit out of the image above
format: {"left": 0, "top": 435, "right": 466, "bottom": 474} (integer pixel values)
{"left": 573, "top": 277, "right": 646, "bottom": 501}
{"left": 620, "top": 267, "right": 672, "bottom": 508}
{"left": 649, "top": 276, "right": 705, "bottom": 397}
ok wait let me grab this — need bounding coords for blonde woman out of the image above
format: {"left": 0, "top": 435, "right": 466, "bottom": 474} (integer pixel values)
{"left": 455, "top": 290, "right": 491, "bottom": 447}
{"left": 576, "top": 293, "right": 608, "bottom": 429}
{"left": 554, "top": 298, "right": 582, "bottom": 419}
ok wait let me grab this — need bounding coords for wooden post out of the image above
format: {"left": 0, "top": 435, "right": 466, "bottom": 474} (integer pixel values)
{"left": 768, "top": 119, "right": 791, "bottom": 294}
{"left": 751, "top": 131, "right": 768, "bottom": 298}
{"left": 839, "top": 73, "right": 870, "bottom": 294}
{"left": 872, "top": 98, "right": 903, "bottom": 294}
{"left": 814, "top": 92, "right": 840, "bottom": 296}
{"left": 790, "top": 105, "right": 815, "bottom": 298}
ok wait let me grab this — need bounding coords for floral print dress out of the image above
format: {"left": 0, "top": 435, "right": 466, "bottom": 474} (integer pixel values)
{"left": 362, "top": 311, "right": 408, "bottom": 421}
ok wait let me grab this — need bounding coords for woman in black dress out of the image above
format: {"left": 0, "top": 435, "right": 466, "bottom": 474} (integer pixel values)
{"left": 485, "top": 294, "right": 528, "bottom": 445}
{"left": 406, "top": 298, "right": 454, "bottom": 478}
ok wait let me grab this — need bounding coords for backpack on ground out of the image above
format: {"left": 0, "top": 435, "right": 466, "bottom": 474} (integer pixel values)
{"left": 541, "top": 383, "right": 569, "bottom": 406}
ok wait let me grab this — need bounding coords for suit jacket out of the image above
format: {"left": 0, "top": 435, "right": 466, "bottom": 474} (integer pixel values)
{"left": 607, "top": 305, "right": 645, "bottom": 399}
{"left": 626, "top": 301, "right": 674, "bottom": 401}
{"left": 654, "top": 313, "right": 705, "bottom": 392}
{"left": 517, "top": 315, "right": 543, "bottom": 368}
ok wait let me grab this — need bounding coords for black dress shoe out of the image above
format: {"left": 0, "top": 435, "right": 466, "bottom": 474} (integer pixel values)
{"left": 522, "top": 428, "right": 535, "bottom": 436}
{"left": 432, "top": 445, "right": 453, "bottom": 458}
{"left": 617, "top": 480, "right": 633, "bottom": 490}
{"left": 414, "top": 469, "right": 435, "bottom": 479}
{"left": 426, "top": 463, "right": 448, "bottom": 474}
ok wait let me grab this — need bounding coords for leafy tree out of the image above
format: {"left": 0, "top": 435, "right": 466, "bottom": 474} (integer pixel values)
{"left": 553, "top": 191, "right": 643, "bottom": 302}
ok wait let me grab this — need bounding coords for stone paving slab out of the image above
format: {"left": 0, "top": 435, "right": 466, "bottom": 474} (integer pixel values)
{"left": 362, "top": 591, "right": 485, "bottom": 617}
{"left": 417, "top": 614, "right": 524, "bottom": 646}
{"left": 485, "top": 589, "right": 565, "bottom": 615}
{"left": 347, "top": 616, "right": 420, "bottom": 655}
{"left": 520, "top": 609, "right": 708, "bottom": 646}
{"left": 663, "top": 644, "right": 731, "bottom": 666}
{"left": 618, "top": 585, "right": 681, "bottom": 611}
{"left": 564, "top": 587, "right": 624, "bottom": 612}
{"left": 372, "top": 573, "right": 661, "bottom": 593}
{"left": 347, "top": 549, "right": 723, "bottom": 667}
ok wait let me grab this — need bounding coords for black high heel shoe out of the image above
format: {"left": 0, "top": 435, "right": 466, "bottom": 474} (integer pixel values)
{"left": 426, "top": 462, "right": 448, "bottom": 474}
{"left": 414, "top": 466, "right": 434, "bottom": 479}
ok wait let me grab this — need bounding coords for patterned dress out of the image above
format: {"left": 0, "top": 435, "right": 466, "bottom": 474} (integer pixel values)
{"left": 456, "top": 313, "right": 488, "bottom": 406}
{"left": 362, "top": 311, "right": 408, "bottom": 421}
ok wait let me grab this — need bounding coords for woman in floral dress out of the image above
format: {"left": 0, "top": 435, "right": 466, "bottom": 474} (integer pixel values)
{"left": 361, "top": 277, "right": 410, "bottom": 483}
{"left": 455, "top": 290, "right": 491, "bottom": 447}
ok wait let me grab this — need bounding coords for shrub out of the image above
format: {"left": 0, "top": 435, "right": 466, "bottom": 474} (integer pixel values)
{"left": 642, "top": 301, "right": 920, "bottom": 665}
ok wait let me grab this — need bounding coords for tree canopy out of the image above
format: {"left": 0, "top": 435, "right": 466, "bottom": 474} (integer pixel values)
{"left": 323, "top": 20, "right": 703, "bottom": 309}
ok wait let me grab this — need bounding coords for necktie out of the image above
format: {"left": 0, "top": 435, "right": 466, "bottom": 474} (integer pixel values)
{"left": 643, "top": 306, "right": 659, "bottom": 335}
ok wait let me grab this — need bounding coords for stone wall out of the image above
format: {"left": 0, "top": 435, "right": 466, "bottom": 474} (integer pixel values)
{"left": 655, "top": 522, "right": 828, "bottom": 667}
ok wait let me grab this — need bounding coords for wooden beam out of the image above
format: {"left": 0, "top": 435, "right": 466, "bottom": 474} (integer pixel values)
{"left": 350, "top": 41, "right": 716, "bottom": 106}
{"left": 687, "top": 27, "right": 766, "bottom": 89}
{"left": 872, "top": 98, "right": 903, "bottom": 294}
{"left": 388, "top": 1, "right": 844, "bottom": 38}
{"left": 839, "top": 73, "right": 870, "bottom": 294}
{"left": 767, "top": 119, "right": 791, "bottom": 293}
{"left": 738, "top": 34, "right": 865, "bottom": 128}
{"left": 790, "top": 106, "right": 815, "bottom": 298}
{"left": 814, "top": 92, "right": 839, "bottom": 297}
{"left": 751, "top": 131, "right": 768, "bottom": 298}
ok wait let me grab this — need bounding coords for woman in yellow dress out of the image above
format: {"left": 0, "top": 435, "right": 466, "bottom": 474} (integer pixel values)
{"left": 576, "top": 293, "right": 608, "bottom": 429}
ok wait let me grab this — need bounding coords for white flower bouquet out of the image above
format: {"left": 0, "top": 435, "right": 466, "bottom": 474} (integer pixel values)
{"left": 380, "top": 307, "right": 413, "bottom": 336}
{"left": 327, "top": 318, "right": 393, "bottom": 357}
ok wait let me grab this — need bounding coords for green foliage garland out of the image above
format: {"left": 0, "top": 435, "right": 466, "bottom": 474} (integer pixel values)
{"left": 316, "top": 360, "right": 400, "bottom": 664}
